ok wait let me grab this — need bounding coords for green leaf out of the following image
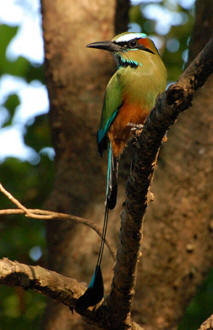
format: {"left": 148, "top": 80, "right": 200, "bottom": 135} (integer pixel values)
{"left": 0, "top": 24, "right": 18, "bottom": 54}
{"left": 2, "top": 93, "right": 20, "bottom": 127}
{"left": 24, "top": 114, "right": 51, "bottom": 152}
{"left": 0, "top": 24, "right": 44, "bottom": 83}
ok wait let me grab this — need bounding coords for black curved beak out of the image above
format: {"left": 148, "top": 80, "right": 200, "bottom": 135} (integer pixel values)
{"left": 87, "top": 41, "right": 121, "bottom": 52}
{"left": 87, "top": 41, "right": 155, "bottom": 54}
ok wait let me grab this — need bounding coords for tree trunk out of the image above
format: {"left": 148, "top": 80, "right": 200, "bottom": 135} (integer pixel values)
{"left": 41, "top": 0, "right": 129, "bottom": 329}
{"left": 133, "top": 1, "right": 213, "bottom": 328}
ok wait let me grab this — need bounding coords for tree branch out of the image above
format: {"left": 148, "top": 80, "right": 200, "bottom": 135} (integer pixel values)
{"left": 0, "top": 257, "right": 143, "bottom": 330}
{"left": 199, "top": 314, "right": 213, "bottom": 330}
{"left": 0, "top": 258, "right": 83, "bottom": 308}
{"left": 0, "top": 183, "right": 115, "bottom": 260}
{"left": 105, "top": 37, "right": 213, "bottom": 328}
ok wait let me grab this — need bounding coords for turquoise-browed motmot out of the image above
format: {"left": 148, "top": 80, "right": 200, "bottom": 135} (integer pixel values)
{"left": 76, "top": 32, "right": 167, "bottom": 309}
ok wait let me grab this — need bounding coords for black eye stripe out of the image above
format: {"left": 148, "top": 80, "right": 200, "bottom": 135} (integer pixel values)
{"left": 114, "top": 41, "right": 128, "bottom": 47}
{"left": 115, "top": 38, "right": 138, "bottom": 48}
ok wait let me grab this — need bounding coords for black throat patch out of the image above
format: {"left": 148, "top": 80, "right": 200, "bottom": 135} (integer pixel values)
{"left": 118, "top": 55, "right": 139, "bottom": 68}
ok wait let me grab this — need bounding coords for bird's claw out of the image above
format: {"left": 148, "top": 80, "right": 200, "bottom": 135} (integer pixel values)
{"left": 128, "top": 123, "right": 144, "bottom": 137}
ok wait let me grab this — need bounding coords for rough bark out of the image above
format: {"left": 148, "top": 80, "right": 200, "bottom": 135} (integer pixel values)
{"left": 135, "top": 78, "right": 213, "bottom": 330}
{"left": 132, "top": 4, "right": 213, "bottom": 329}
{"left": 199, "top": 314, "right": 213, "bottom": 330}
{"left": 188, "top": 0, "right": 213, "bottom": 62}
{"left": 0, "top": 258, "right": 83, "bottom": 307}
{"left": 41, "top": 0, "right": 120, "bottom": 329}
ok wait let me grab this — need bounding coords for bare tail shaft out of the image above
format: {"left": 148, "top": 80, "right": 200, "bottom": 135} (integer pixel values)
{"left": 97, "top": 143, "right": 118, "bottom": 266}
{"left": 106, "top": 143, "right": 119, "bottom": 210}
{"left": 76, "top": 143, "right": 119, "bottom": 309}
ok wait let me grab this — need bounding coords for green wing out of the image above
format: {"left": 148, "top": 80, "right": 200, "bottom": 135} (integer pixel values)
{"left": 97, "top": 71, "right": 123, "bottom": 155}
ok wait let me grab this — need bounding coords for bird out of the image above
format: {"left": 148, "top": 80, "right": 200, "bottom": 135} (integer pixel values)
{"left": 76, "top": 31, "right": 167, "bottom": 310}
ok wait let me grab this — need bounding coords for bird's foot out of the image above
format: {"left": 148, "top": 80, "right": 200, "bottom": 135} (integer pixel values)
{"left": 128, "top": 123, "right": 144, "bottom": 137}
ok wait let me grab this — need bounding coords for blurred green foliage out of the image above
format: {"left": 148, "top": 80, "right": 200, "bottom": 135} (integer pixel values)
{"left": 0, "top": 286, "right": 46, "bottom": 330}
{"left": 129, "top": 0, "right": 194, "bottom": 81}
{"left": 0, "top": 20, "right": 52, "bottom": 330}
{"left": 0, "top": 25, "right": 44, "bottom": 82}
{"left": 179, "top": 270, "right": 213, "bottom": 330}
{"left": 2, "top": 93, "right": 20, "bottom": 127}
{"left": 0, "top": 1, "right": 212, "bottom": 329}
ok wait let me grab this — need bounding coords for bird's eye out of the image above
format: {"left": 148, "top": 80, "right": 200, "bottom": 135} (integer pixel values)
{"left": 128, "top": 39, "right": 137, "bottom": 48}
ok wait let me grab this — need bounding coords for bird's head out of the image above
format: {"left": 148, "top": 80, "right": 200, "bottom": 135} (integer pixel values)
{"left": 87, "top": 32, "right": 158, "bottom": 56}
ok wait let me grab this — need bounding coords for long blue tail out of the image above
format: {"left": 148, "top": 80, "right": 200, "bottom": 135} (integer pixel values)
{"left": 76, "top": 143, "right": 118, "bottom": 310}
{"left": 106, "top": 143, "right": 119, "bottom": 210}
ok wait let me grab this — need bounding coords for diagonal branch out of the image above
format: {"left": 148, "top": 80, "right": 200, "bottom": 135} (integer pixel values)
{"left": 0, "top": 257, "right": 83, "bottom": 308}
{"left": 104, "top": 37, "right": 213, "bottom": 328}
{"left": 199, "top": 314, "right": 213, "bottom": 330}
{"left": 0, "top": 257, "right": 143, "bottom": 330}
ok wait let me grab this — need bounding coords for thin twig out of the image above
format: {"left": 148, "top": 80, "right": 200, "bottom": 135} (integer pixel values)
{"left": 0, "top": 183, "right": 115, "bottom": 260}
{"left": 0, "top": 183, "right": 30, "bottom": 214}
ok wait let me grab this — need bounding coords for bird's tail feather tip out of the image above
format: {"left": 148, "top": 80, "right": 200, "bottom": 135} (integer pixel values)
{"left": 107, "top": 184, "right": 117, "bottom": 209}
{"left": 75, "top": 265, "right": 104, "bottom": 310}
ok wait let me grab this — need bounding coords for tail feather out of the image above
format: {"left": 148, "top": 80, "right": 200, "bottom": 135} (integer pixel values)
{"left": 106, "top": 143, "right": 119, "bottom": 209}
{"left": 75, "top": 204, "right": 108, "bottom": 310}
{"left": 76, "top": 143, "right": 119, "bottom": 309}
{"left": 75, "top": 265, "right": 103, "bottom": 310}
